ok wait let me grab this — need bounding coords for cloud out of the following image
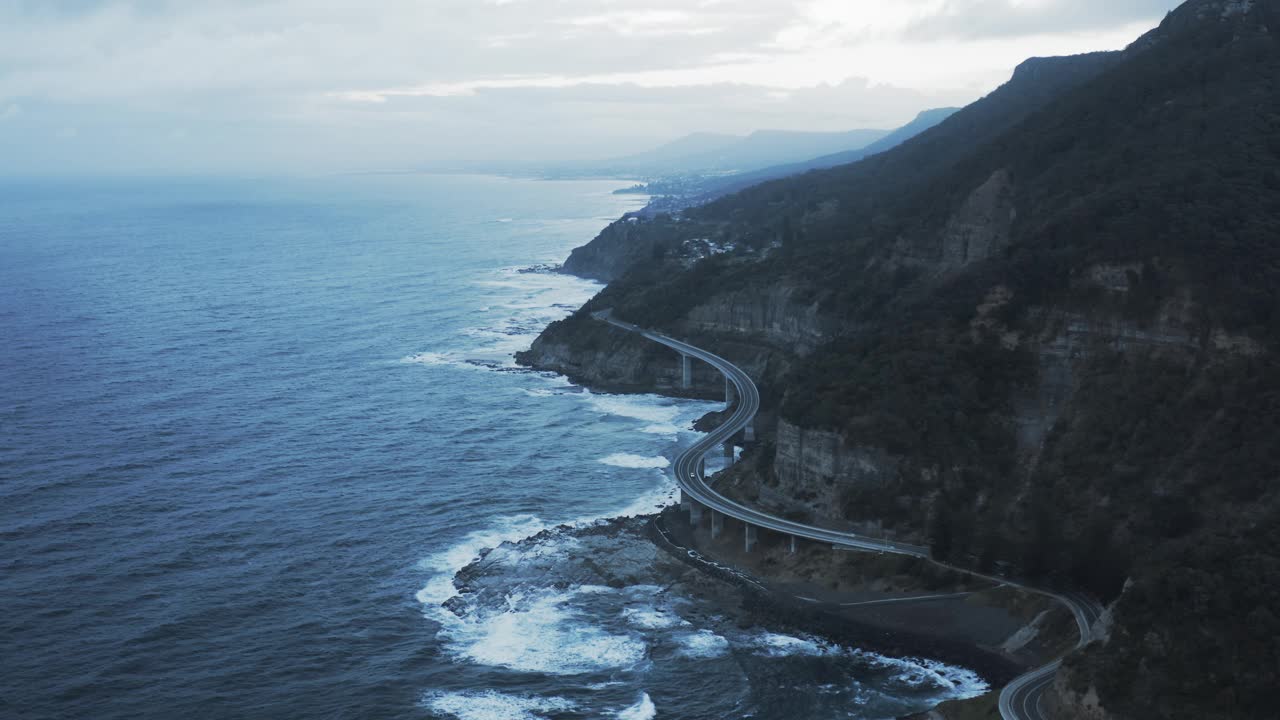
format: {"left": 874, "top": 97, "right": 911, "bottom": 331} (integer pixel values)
{"left": 0, "top": 1, "right": 797, "bottom": 103}
{"left": 902, "top": 0, "right": 1178, "bottom": 40}
{"left": 0, "top": 0, "right": 1181, "bottom": 174}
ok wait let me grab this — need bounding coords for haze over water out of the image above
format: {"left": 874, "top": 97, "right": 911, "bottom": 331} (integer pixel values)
{"left": 0, "top": 175, "right": 983, "bottom": 719}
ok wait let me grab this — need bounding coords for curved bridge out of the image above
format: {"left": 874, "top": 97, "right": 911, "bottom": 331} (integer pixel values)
{"left": 595, "top": 310, "right": 929, "bottom": 556}
{"left": 593, "top": 310, "right": 1103, "bottom": 720}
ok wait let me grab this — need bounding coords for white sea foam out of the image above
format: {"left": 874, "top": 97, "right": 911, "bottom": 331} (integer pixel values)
{"left": 416, "top": 500, "right": 677, "bottom": 675}
{"left": 414, "top": 514, "right": 647, "bottom": 676}
{"left": 745, "top": 631, "right": 837, "bottom": 657}
{"left": 421, "top": 690, "right": 575, "bottom": 720}
{"left": 615, "top": 692, "right": 657, "bottom": 720}
{"left": 601, "top": 473, "right": 679, "bottom": 517}
{"left": 639, "top": 422, "right": 682, "bottom": 439}
{"left": 415, "top": 514, "right": 550, "bottom": 605}
{"left": 399, "top": 351, "right": 504, "bottom": 373}
{"left": 416, "top": 467, "right": 675, "bottom": 612}
{"left": 446, "top": 587, "right": 647, "bottom": 675}
{"left": 622, "top": 606, "right": 685, "bottom": 630}
{"left": 585, "top": 392, "right": 684, "bottom": 425}
{"left": 599, "top": 453, "right": 670, "bottom": 470}
{"left": 737, "top": 629, "right": 988, "bottom": 697}
{"left": 407, "top": 265, "right": 602, "bottom": 370}
{"left": 876, "top": 655, "right": 989, "bottom": 698}
{"left": 401, "top": 351, "right": 457, "bottom": 367}
{"left": 675, "top": 629, "right": 731, "bottom": 658}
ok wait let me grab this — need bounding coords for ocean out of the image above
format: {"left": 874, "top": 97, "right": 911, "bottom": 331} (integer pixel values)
{"left": 0, "top": 174, "right": 984, "bottom": 719}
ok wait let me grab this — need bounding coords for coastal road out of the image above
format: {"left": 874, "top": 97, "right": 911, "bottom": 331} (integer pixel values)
{"left": 595, "top": 310, "right": 930, "bottom": 557}
{"left": 594, "top": 309, "right": 1104, "bottom": 720}
{"left": 997, "top": 589, "right": 1103, "bottom": 720}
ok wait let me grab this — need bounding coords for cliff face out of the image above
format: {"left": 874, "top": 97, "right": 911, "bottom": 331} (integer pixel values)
{"left": 518, "top": 313, "right": 803, "bottom": 410}
{"left": 938, "top": 169, "right": 1016, "bottom": 268}
{"left": 765, "top": 419, "right": 905, "bottom": 536}
{"left": 773, "top": 419, "right": 896, "bottom": 498}
{"left": 676, "top": 281, "right": 834, "bottom": 355}
{"left": 561, "top": 215, "right": 713, "bottom": 283}
{"left": 757, "top": 281, "right": 1263, "bottom": 530}
{"left": 517, "top": 314, "right": 698, "bottom": 394}
{"left": 560, "top": 218, "right": 676, "bottom": 283}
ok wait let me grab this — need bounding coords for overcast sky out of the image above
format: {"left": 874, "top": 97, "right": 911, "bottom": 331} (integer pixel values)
{"left": 0, "top": 0, "right": 1181, "bottom": 175}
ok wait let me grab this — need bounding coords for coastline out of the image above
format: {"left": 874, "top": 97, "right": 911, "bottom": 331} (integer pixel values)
{"left": 440, "top": 511, "right": 997, "bottom": 718}
{"left": 646, "top": 510, "right": 1025, "bottom": 688}
{"left": 501, "top": 356, "right": 1064, "bottom": 717}
{"left": 511, "top": 264, "right": 1076, "bottom": 719}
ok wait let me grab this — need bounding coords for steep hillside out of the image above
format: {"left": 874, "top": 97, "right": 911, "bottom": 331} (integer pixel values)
{"left": 560, "top": 51, "right": 1120, "bottom": 282}
{"left": 523, "top": 1, "right": 1280, "bottom": 717}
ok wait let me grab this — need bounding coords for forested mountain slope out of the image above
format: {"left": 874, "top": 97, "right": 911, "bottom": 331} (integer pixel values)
{"left": 561, "top": 50, "right": 1121, "bottom": 282}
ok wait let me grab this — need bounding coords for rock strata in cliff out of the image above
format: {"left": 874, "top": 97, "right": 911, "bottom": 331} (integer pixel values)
{"left": 772, "top": 419, "right": 898, "bottom": 520}
{"left": 677, "top": 281, "right": 834, "bottom": 355}
{"left": 516, "top": 315, "right": 699, "bottom": 395}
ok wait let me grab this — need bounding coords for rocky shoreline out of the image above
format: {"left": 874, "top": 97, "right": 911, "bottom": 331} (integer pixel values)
{"left": 646, "top": 511, "right": 1025, "bottom": 689}
{"left": 436, "top": 513, "right": 1002, "bottom": 718}
{"left": 508, "top": 267, "right": 1064, "bottom": 716}
{"left": 504, "top": 334, "right": 1075, "bottom": 715}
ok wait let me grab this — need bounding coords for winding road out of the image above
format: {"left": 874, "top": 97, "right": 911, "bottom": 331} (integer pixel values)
{"left": 594, "top": 310, "right": 1104, "bottom": 720}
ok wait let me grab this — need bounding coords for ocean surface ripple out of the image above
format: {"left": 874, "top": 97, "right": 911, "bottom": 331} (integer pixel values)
{"left": 0, "top": 175, "right": 982, "bottom": 720}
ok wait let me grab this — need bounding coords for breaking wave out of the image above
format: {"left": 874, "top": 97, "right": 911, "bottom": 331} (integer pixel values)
{"left": 445, "top": 586, "right": 648, "bottom": 675}
{"left": 420, "top": 690, "right": 576, "bottom": 720}
{"left": 674, "top": 629, "right": 731, "bottom": 658}
{"left": 599, "top": 453, "right": 670, "bottom": 469}
{"left": 615, "top": 692, "right": 657, "bottom": 720}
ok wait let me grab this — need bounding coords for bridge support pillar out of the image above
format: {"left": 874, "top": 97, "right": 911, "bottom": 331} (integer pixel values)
{"left": 689, "top": 502, "right": 703, "bottom": 524}
{"left": 789, "top": 535, "right": 797, "bottom": 554}
{"left": 744, "top": 524, "right": 758, "bottom": 553}
{"left": 711, "top": 510, "right": 723, "bottom": 539}
{"left": 698, "top": 458, "right": 705, "bottom": 477}
{"left": 723, "top": 442, "right": 734, "bottom": 466}
{"left": 744, "top": 420, "right": 755, "bottom": 443}
{"left": 681, "top": 354, "right": 692, "bottom": 389}
{"left": 725, "top": 378, "right": 735, "bottom": 407}
{"left": 679, "top": 489, "right": 690, "bottom": 511}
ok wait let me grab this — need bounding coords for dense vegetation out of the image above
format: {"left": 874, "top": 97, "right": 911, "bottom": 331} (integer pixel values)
{"left": 1075, "top": 508, "right": 1280, "bottom": 719}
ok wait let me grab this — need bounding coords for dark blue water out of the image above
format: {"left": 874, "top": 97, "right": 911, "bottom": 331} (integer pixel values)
{"left": 0, "top": 175, "right": 983, "bottom": 720}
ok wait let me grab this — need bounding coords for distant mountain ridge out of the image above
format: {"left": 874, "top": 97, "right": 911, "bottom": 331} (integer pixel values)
{"left": 689, "top": 107, "right": 960, "bottom": 201}
{"left": 608, "top": 126, "right": 892, "bottom": 174}
{"left": 561, "top": 52, "right": 1121, "bottom": 282}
